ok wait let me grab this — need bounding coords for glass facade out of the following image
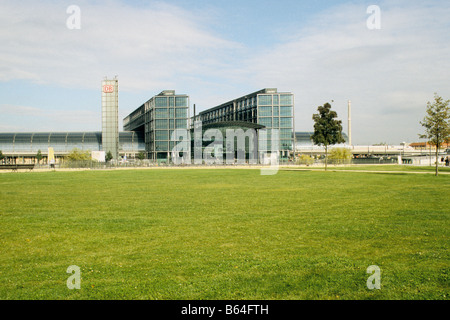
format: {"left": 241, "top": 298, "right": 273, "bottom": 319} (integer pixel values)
{"left": 189, "top": 121, "right": 264, "bottom": 164}
{"left": 0, "top": 132, "right": 143, "bottom": 155}
{"left": 101, "top": 78, "right": 119, "bottom": 159}
{"left": 257, "top": 93, "right": 294, "bottom": 154}
{"left": 198, "top": 89, "right": 294, "bottom": 158}
{"left": 122, "top": 88, "right": 293, "bottom": 162}
{"left": 148, "top": 92, "right": 189, "bottom": 160}
{"left": 124, "top": 90, "right": 189, "bottom": 161}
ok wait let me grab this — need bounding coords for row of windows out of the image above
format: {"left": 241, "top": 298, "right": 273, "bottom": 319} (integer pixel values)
{"left": 258, "top": 117, "right": 292, "bottom": 128}
{"left": 153, "top": 130, "right": 182, "bottom": 141}
{"left": 202, "top": 104, "right": 292, "bottom": 122}
{"left": 0, "top": 134, "right": 102, "bottom": 143}
{"left": 201, "top": 105, "right": 239, "bottom": 121}
{"left": 154, "top": 108, "right": 187, "bottom": 119}
{"left": 258, "top": 106, "right": 292, "bottom": 117}
{"left": 258, "top": 94, "right": 293, "bottom": 106}
{"left": 153, "top": 119, "right": 188, "bottom": 129}
{"left": 155, "top": 96, "right": 188, "bottom": 108}
{"left": 153, "top": 141, "right": 182, "bottom": 152}
{"left": 201, "top": 114, "right": 257, "bottom": 124}
{"left": 237, "top": 96, "right": 257, "bottom": 108}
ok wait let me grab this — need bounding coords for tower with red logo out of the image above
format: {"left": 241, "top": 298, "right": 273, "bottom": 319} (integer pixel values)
{"left": 101, "top": 77, "right": 119, "bottom": 159}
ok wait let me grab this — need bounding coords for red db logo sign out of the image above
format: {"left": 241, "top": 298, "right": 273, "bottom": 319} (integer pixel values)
{"left": 103, "top": 85, "right": 114, "bottom": 93}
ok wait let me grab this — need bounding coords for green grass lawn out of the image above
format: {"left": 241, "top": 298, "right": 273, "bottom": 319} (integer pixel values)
{"left": 284, "top": 164, "right": 450, "bottom": 173}
{"left": 0, "top": 168, "right": 448, "bottom": 300}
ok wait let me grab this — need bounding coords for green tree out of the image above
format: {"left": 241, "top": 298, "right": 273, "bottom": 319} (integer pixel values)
{"left": 105, "top": 151, "right": 113, "bottom": 163}
{"left": 312, "top": 103, "right": 345, "bottom": 171}
{"left": 36, "top": 149, "right": 43, "bottom": 164}
{"left": 136, "top": 151, "right": 146, "bottom": 160}
{"left": 0, "top": 150, "right": 5, "bottom": 163}
{"left": 419, "top": 93, "right": 450, "bottom": 176}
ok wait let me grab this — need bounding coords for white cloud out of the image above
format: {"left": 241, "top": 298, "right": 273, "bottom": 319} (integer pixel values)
{"left": 0, "top": 0, "right": 241, "bottom": 91}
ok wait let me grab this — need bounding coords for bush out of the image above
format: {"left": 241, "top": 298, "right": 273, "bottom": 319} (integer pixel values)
{"left": 61, "top": 148, "right": 98, "bottom": 168}
{"left": 328, "top": 148, "right": 352, "bottom": 165}
{"left": 296, "top": 154, "right": 314, "bottom": 166}
{"left": 60, "top": 160, "right": 101, "bottom": 169}
{"left": 66, "top": 148, "right": 91, "bottom": 161}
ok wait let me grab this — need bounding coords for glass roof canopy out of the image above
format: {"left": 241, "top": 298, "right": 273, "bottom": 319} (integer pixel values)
{"left": 0, "top": 131, "right": 144, "bottom": 154}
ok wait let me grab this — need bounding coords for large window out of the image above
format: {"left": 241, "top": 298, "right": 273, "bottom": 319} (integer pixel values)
{"left": 258, "top": 106, "right": 272, "bottom": 117}
{"left": 155, "top": 130, "right": 169, "bottom": 140}
{"left": 280, "top": 106, "right": 292, "bottom": 117}
{"left": 280, "top": 128, "right": 292, "bottom": 139}
{"left": 258, "top": 95, "right": 272, "bottom": 106}
{"left": 281, "top": 140, "right": 293, "bottom": 149}
{"left": 175, "top": 119, "right": 187, "bottom": 129}
{"left": 155, "top": 141, "right": 168, "bottom": 151}
{"left": 176, "top": 97, "right": 188, "bottom": 107}
{"left": 272, "top": 117, "right": 279, "bottom": 128}
{"left": 155, "top": 108, "right": 169, "bottom": 119}
{"left": 273, "top": 106, "right": 279, "bottom": 116}
{"left": 273, "top": 95, "right": 279, "bottom": 105}
{"left": 155, "top": 97, "right": 167, "bottom": 107}
{"left": 175, "top": 108, "right": 187, "bottom": 118}
{"left": 280, "top": 94, "right": 293, "bottom": 105}
{"left": 259, "top": 117, "right": 272, "bottom": 127}
{"left": 155, "top": 119, "right": 168, "bottom": 129}
{"left": 280, "top": 117, "right": 292, "bottom": 128}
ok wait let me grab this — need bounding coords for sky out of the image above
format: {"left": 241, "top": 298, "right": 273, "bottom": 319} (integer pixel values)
{"left": 0, "top": 0, "right": 449, "bottom": 145}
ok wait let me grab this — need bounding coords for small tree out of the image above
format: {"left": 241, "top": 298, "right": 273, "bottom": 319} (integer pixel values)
{"left": 0, "top": 150, "right": 5, "bottom": 164}
{"left": 312, "top": 103, "right": 345, "bottom": 170}
{"left": 136, "top": 151, "right": 146, "bottom": 160}
{"left": 36, "top": 150, "right": 43, "bottom": 164}
{"left": 62, "top": 148, "right": 92, "bottom": 168}
{"left": 66, "top": 148, "right": 91, "bottom": 161}
{"left": 105, "top": 151, "right": 113, "bottom": 163}
{"left": 328, "top": 147, "right": 352, "bottom": 165}
{"left": 296, "top": 154, "right": 314, "bottom": 166}
{"left": 419, "top": 93, "right": 450, "bottom": 176}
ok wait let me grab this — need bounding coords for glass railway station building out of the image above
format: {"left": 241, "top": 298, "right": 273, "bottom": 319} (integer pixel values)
{"left": 124, "top": 88, "right": 294, "bottom": 163}
{"left": 0, "top": 82, "right": 296, "bottom": 165}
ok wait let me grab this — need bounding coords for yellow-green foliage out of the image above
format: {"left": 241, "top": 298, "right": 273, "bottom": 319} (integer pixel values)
{"left": 328, "top": 147, "right": 352, "bottom": 164}
{"left": 296, "top": 154, "right": 314, "bottom": 165}
{"left": 66, "top": 148, "right": 92, "bottom": 161}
